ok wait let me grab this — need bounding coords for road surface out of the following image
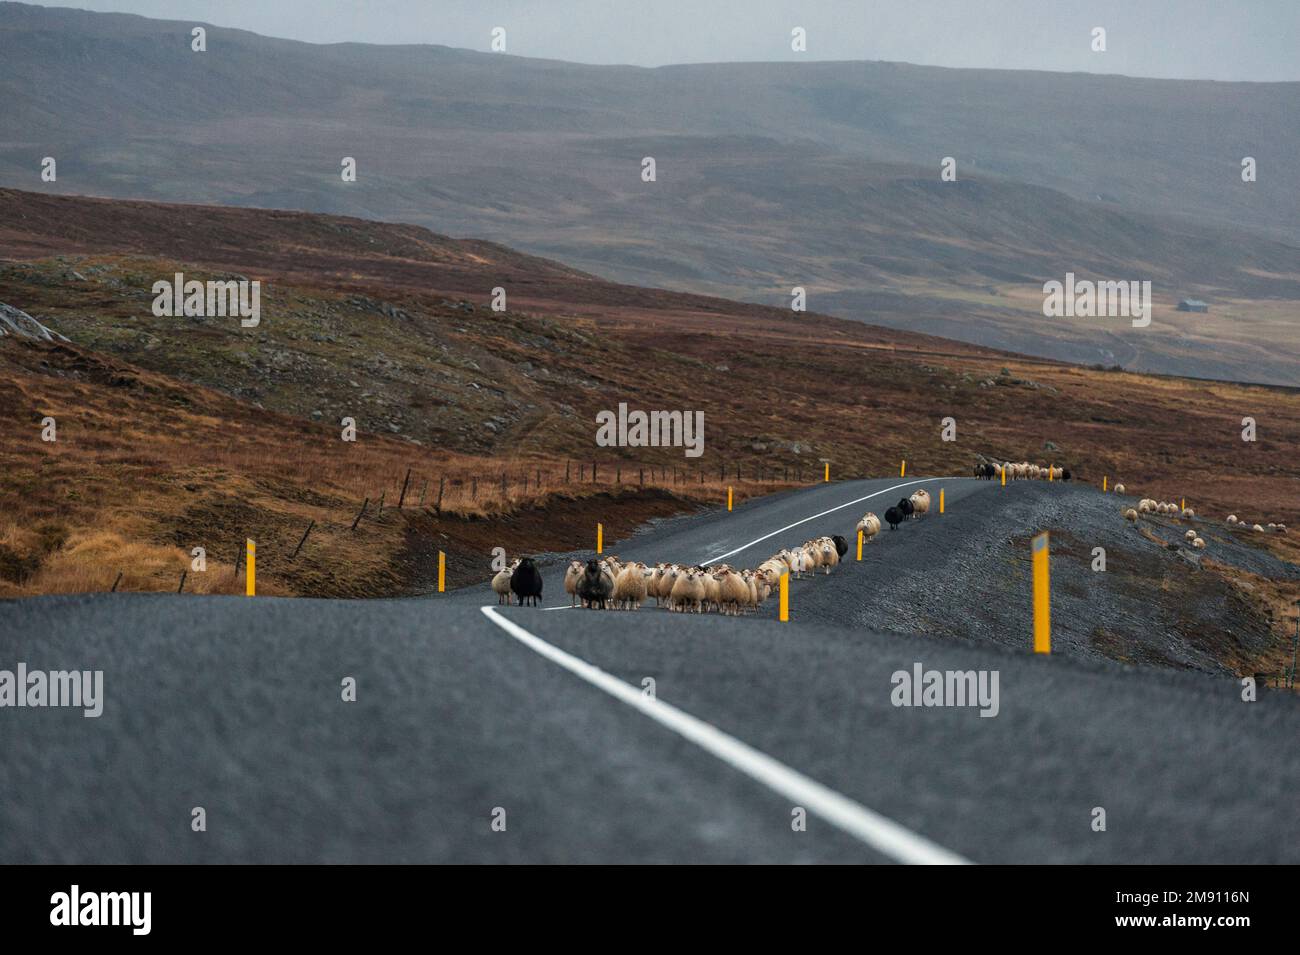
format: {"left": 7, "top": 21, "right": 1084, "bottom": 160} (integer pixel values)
{"left": 2, "top": 477, "right": 1297, "bottom": 863}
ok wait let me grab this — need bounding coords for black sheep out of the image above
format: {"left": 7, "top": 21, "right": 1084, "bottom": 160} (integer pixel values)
{"left": 1062, "top": 469, "right": 1072, "bottom": 481}
{"left": 832, "top": 534, "right": 849, "bottom": 559}
{"left": 510, "top": 557, "right": 544, "bottom": 607}
{"left": 576, "top": 558, "right": 613, "bottom": 610}
{"left": 897, "top": 497, "right": 916, "bottom": 520}
{"left": 885, "top": 506, "right": 904, "bottom": 530}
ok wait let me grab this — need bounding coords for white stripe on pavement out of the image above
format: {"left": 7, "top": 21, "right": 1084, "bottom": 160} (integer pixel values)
{"left": 480, "top": 604, "right": 973, "bottom": 865}
{"left": 701, "top": 477, "right": 949, "bottom": 564}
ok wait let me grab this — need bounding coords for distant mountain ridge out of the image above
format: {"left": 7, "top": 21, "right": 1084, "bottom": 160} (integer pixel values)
{"left": 1, "top": 1, "right": 1298, "bottom": 383}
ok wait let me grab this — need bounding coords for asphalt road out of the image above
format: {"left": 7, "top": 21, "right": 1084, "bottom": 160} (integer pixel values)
{"left": 2, "top": 476, "right": 1297, "bottom": 863}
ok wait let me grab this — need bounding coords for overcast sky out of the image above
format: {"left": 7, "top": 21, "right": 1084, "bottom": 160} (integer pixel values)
{"left": 34, "top": 0, "right": 1300, "bottom": 81}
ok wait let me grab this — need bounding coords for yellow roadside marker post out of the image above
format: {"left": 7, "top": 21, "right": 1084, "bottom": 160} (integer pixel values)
{"left": 939, "top": 488, "right": 945, "bottom": 514}
{"left": 779, "top": 571, "right": 789, "bottom": 622}
{"left": 1032, "top": 532, "right": 1051, "bottom": 654}
{"left": 1103, "top": 476, "right": 1108, "bottom": 492}
{"left": 1049, "top": 466, "right": 1054, "bottom": 482}
{"left": 1001, "top": 467, "right": 1006, "bottom": 487}
{"left": 1181, "top": 497, "right": 1186, "bottom": 511}
{"left": 856, "top": 529, "right": 863, "bottom": 561}
{"left": 597, "top": 523, "right": 603, "bottom": 554}
{"left": 900, "top": 459, "right": 906, "bottom": 477}
{"left": 728, "top": 486, "right": 733, "bottom": 511}
{"left": 824, "top": 463, "right": 829, "bottom": 483}
{"left": 245, "top": 539, "right": 255, "bottom": 596}
{"left": 438, "top": 551, "right": 445, "bottom": 593}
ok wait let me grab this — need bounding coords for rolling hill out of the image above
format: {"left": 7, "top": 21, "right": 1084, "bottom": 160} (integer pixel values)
{"left": 2, "top": 2, "right": 1298, "bottom": 383}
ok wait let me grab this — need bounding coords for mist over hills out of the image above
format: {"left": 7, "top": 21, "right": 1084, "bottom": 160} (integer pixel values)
{"left": 2, "top": 1, "right": 1298, "bottom": 383}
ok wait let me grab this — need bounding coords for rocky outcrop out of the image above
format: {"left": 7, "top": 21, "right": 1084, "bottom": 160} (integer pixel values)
{"left": 0, "top": 303, "right": 68, "bottom": 342}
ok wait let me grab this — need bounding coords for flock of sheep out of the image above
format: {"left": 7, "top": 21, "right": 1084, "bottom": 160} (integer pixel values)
{"left": 1122, "top": 498, "right": 1207, "bottom": 548}
{"left": 491, "top": 552, "right": 787, "bottom": 614}
{"left": 1225, "top": 514, "right": 1288, "bottom": 535}
{"left": 1120, "top": 494, "right": 1288, "bottom": 551}
{"left": 487, "top": 471, "right": 1289, "bottom": 610}
{"left": 562, "top": 555, "right": 783, "bottom": 614}
{"left": 491, "top": 488, "right": 938, "bottom": 612}
{"left": 974, "top": 461, "right": 1069, "bottom": 481}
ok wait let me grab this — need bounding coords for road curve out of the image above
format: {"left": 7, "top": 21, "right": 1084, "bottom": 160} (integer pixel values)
{"left": 2, "top": 476, "right": 1296, "bottom": 863}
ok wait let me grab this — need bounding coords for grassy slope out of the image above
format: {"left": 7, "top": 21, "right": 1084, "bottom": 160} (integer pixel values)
{"left": 0, "top": 334, "right": 781, "bottom": 598}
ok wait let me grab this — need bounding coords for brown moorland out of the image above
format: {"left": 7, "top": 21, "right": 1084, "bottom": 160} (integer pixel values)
{"left": 1, "top": 190, "right": 1297, "bottom": 620}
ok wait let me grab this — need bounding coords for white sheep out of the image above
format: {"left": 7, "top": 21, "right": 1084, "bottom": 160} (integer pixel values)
{"left": 1192, "top": 537, "right": 1206, "bottom": 550}
{"left": 669, "top": 568, "right": 706, "bottom": 613}
{"left": 782, "top": 546, "right": 813, "bottom": 579}
{"left": 492, "top": 558, "right": 521, "bottom": 606}
{"left": 814, "top": 537, "right": 840, "bottom": 574}
{"left": 856, "top": 512, "right": 882, "bottom": 542}
{"left": 702, "top": 570, "right": 722, "bottom": 613}
{"left": 655, "top": 564, "right": 680, "bottom": 607}
{"left": 1184, "top": 529, "right": 1197, "bottom": 541}
{"left": 1124, "top": 508, "right": 1138, "bottom": 523}
{"left": 757, "top": 558, "right": 786, "bottom": 585}
{"left": 613, "top": 561, "right": 649, "bottom": 610}
{"left": 909, "top": 489, "right": 932, "bottom": 518}
{"left": 598, "top": 559, "right": 618, "bottom": 596}
{"left": 564, "top": 559, "right": 585, "bottom": 607}
{"left": 1114, "top": 483, "right": 1126, "bottom": 495}
{"left": 717, "top": 568, "right": 750, "bottom": 616}
{"left": 1226, "top": 514, "right": 1238, "bottom": 525}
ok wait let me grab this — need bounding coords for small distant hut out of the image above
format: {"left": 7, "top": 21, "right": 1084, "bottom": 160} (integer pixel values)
{"left": 1176, "top": 299, "right": 1209, "bottom": 313}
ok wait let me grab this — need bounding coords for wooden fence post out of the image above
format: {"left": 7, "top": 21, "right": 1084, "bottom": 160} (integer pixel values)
{"left": 291, "top": 520, "right": 315, "bottom": 558}
{"left": 397, "top": 468, "right": 412, "bottom": 508}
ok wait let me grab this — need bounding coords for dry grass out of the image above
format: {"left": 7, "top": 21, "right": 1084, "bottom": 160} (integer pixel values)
{"left": 0, "top": 336, "right": 789, "bottom": 598}
{"left": 1202, "top": 557, "right": 1300, "bottom": 684}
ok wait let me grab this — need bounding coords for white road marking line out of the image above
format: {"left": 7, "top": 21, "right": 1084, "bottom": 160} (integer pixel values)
{"left": 701, "top": 478, "right": 955, "bottom": 564}
{"left": 480, "top": 604, "right": 973, "bottom": 865}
